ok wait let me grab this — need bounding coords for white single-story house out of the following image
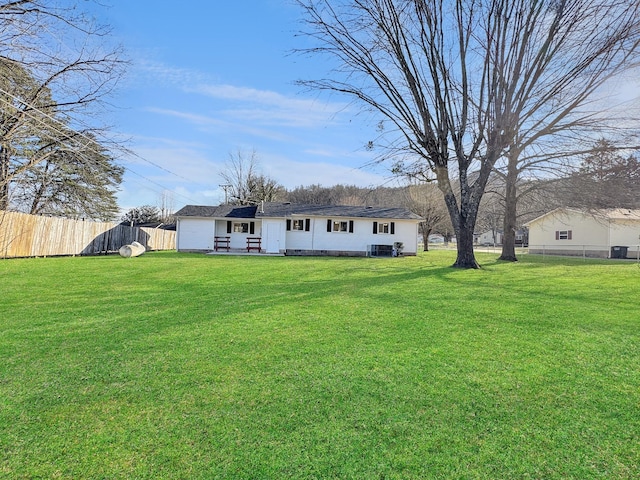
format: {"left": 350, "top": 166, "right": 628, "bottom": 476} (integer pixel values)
{"left": 525, "top": 207, "right": 640, "bottom": 258}
{"left": 175, "top": 202, "right": 423, "bottom": 256}
{"left": 475, "top": 230, "right": 503, "bottom": 246}
{"left": 474, "top": 229, "right": 528, "bottom": 246}
{"left": 428, "top": 234, "right": 445, "bottom": 243}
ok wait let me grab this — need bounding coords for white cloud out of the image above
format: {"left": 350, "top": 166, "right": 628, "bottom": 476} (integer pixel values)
{"left": 146, "top": 107, "right": 299, "bottom": 142}
{"left": 193, "top": 84, "right": 294, "bottom": 105}
{"left": 144, "top": 108, "right": 229, "bottom": 129}
{"left": 191, "top": 83, "right": 350, "bottom": 128}
{"left": 135, "top": 60, "right": 210, "bottom": 88}
{"left": 261, "top": 153, "right": 390, "bottom": 189}
{"left": 135, "top": 61, "right": 351, "bottom": 129}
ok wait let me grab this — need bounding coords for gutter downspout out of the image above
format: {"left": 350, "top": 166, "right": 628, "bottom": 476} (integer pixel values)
{"left": 176, "top": 218, "right": 180, "bottom": 251}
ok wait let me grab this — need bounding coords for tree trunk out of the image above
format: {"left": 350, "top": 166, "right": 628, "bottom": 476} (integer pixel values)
{"left": 500, "top": 201, "right": 517, "bottom": 261}
{"left": 438, "top": 168, "right": 482, "bottom": 269}
{"left": 422, "top": 225, "right": 431, "bottom": 252}
{"left": 447, "top": 195, "right": 480, "bottom": 269}
{"left": 499, "top": 152, "right": 519, "bottom": 262}
{"left": 453, "top": 225, "right": 479, "bottom": 268}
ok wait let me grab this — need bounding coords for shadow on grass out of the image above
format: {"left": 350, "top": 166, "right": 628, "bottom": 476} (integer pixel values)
{"left": 20, "top": 251, "right": 637, "bottom": 347}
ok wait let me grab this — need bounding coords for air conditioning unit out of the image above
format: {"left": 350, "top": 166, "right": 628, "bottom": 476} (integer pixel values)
{"left": 368, "top": 244, "right": 393, "bottom": 257}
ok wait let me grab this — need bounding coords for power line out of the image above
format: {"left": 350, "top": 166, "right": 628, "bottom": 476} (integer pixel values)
{"left": 0, "top": 85, "right": 207, "bottom": 205}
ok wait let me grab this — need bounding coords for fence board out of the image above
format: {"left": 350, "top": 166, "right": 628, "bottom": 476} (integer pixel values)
{"left": 0, "top": 211, "right": 175, "bottom": 258}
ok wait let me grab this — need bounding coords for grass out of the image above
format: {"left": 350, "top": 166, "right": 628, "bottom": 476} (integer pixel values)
{"left": 1, "top": 251, "right": 639, "bottom": 479}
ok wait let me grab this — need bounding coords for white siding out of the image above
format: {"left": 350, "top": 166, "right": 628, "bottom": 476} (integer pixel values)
{"left": 177, "top": 218, "right": 215, "bottom": 251}
{"left": 610, "top": 219, "right": 640, "bottom": 250}
{"left": 476, "top": 230, "right": 502, "bottom": 245}
{"left": 285, "top": 217, "right": 418, "bottom": 255}
{"left": 285, "top": 220, "right": 313, "bottom": 250}
{"left": 527, "top": 208, "right": 640, "bottom": 257}
{"left": 213, "top": 219, "right": 263, "bottom": 250}
{"left": 528, "top": 210, "right": 607, "bottom": 251}
{"left": 386, "top": 219, "right": 419, "bottom": 254}
{"left": 177, "top": 214, "right": 420, "bottom": 255}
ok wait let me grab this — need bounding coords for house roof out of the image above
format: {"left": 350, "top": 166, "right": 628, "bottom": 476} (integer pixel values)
{"left": 175, "top": 202, "right": 423, "bottom": 220}
{"left": 174, "top": 204, "right": 258, "bottom": 218}
{"left": 524, "top": 207, "right": 640, "bottom": 226}
{"left": 604, "top": 208, "right": 640, "bottom": 220}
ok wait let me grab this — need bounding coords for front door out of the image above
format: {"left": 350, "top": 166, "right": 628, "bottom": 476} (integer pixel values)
{"left": 266, "top": 223, "right": 281, "bottom": 253}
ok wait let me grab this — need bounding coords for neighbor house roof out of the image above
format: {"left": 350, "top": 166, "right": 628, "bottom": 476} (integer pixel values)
{"left": 524, "top": 207, "right": 640, "bottom": 226}
{"left": 603, "top": 208, "right": 640, "bottom": 220}
{"left": 175, "top": 202, "right": 422, "bottom": 220}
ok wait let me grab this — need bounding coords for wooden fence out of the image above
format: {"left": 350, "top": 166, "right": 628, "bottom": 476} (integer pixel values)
{"left": 0, "top": 210, "right": 175, "bottom": 258}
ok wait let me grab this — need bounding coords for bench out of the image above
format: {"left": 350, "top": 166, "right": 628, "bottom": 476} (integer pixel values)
{"left": 246, "top": 237, "right": 262, "bottom": 252}
{"left": 214, "top": 236, "right": 230, "bottom": 252}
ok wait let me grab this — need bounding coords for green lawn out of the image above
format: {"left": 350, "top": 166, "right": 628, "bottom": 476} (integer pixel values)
{"left": 1, "top": 251, "right": 639, "bottom": 479}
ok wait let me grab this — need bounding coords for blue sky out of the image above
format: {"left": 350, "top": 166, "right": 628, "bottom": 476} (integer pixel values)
{"left": 93, "top": 1, "right": 392, "bottom": 211}
{"left": 88, "top": 1, "right": 640, "bottom": 213}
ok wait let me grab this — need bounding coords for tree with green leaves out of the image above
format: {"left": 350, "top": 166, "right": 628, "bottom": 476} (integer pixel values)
{"left": 0, "top": 1, "right": 125, "bottom": 214}
{"left": 121, "top": 205, "right": 161, "bottom": 226}
{"left": 554, "top": 139, "right": 640, "bottom": 210}
{"left": 12, "top": 132, "right": 123, "bottom": 220}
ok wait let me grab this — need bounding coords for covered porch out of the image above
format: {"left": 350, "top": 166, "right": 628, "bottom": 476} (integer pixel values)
{"left": 212, "top": 234, "right": 263, "bottom": 253}
{"left": 211, "top": 218, "right": 264, "bottom": 252}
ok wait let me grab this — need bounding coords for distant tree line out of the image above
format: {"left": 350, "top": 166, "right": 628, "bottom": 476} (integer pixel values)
{"left": 215, "top": 139, "right": 640, "bottom": 252}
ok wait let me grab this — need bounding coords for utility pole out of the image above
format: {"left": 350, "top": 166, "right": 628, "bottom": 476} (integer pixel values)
{"left": 220, "top": 184, "right": 231, "bottom": 205}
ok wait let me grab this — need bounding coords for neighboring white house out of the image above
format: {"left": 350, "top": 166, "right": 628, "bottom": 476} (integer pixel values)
{"left": 475, "top": 230, "right": 503, "bottom": 246}
{"left": 175, "top": 202, "right": 422, "bottom": 256}
{"left": 525, "top": 207, "right": 640, "bottom": 258}
{"left": 474, "top": 229, "right": 528, "bottom": 246}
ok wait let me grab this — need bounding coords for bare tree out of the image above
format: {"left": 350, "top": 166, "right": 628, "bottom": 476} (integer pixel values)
{"left": 404, "top": 182, "right": 449, "bottom": 251}
{"left": 219, "top": 149, "right": 284, "bottom": 205}
{"left": 285, "top": 184, "right": 336, "bottom": 205}
{"left": 475, "top": 188, "right": 504, "bottom": 246}
{"left": 158, "top": 190, "right": 176, "bottom": 224}
{"left": 0, "top": 1, "right": 125, "bottom": 211}
{"left": 486, "top": 1, "right": 640, "bottom": 261}
{"left": 297, "top": 0, "right": 640, "bottom": 267}
{"left": 297, "top": 0, "right": 520, "bottom": 268}
{"left": 285, "top": 183, "right": 409, "bottom": 207}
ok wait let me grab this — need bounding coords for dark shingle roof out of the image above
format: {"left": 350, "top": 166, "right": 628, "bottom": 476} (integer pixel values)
{"left": 258, "top": 202, "right": 423, "bottom": 220}
{"left": 175, "top": 203, "right": 422, "bottom": 220}
{"left": 174, "top": 204, "right": 257, "bottom": 218}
